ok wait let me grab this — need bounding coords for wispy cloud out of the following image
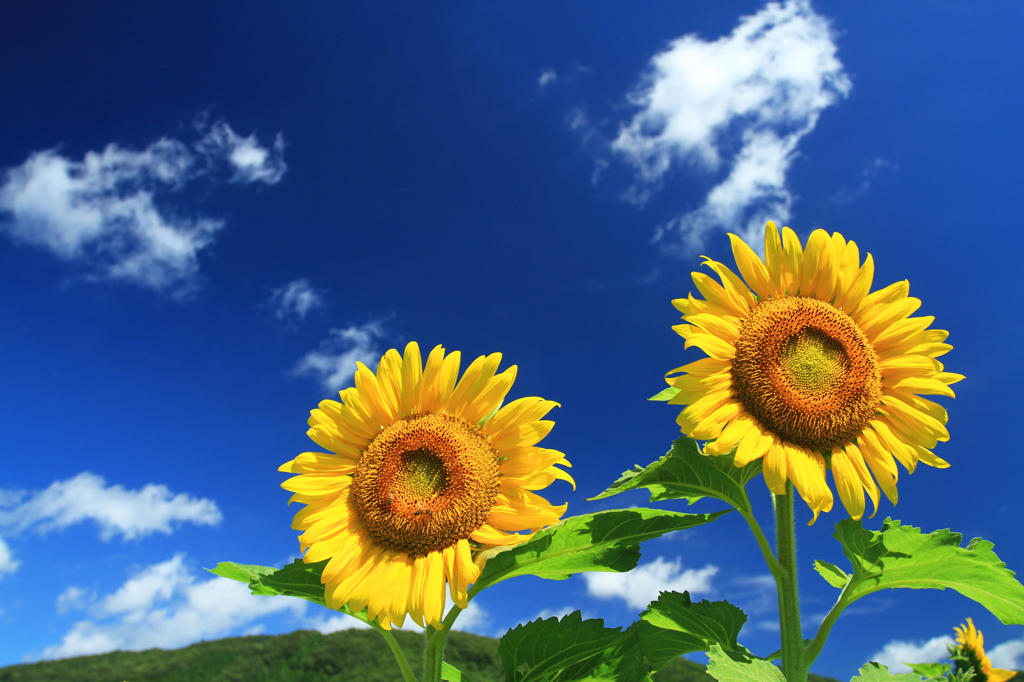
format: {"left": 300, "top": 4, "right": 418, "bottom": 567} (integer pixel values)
{"left": 582, "top": 557, "right": 718, "bottom": 610}
{"left": 870, "top": 635, "right": 954, "bottom": 673}
{"left": 293, "top": 320, "right": 387, "bottom": 392}
{"left": 0, "top": 472, "right": 222, "bottom": 542}
{"left": 0, "top": 537, "right": 19, "bottom": 578}
{"left": 610, "top": 0, "right": 850, "bottom": 254}
{"left": 195, "top": 120, "right": 287, "bottom": 185}
{"left": 828, "top": 157, "right": 898, "bottom": 205}
{"left": 267, "top": 278, "right": 324, "bottom": 322}
{"left": 41, "top": 554, "right": 305, "bottom": 660}
{"left": 538, "top": 68, "right": 558, "bottom": 87}
{"left": 0, "top": 120, "right": 286, "bottom": 297}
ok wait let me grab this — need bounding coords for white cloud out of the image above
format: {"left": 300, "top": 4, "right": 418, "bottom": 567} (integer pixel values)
{"left": 293, "top": 321, "right": 387, "bottom": 392}
{"left": 453, "top": 601, "right": 488, "bottom": 634}
{"left": 0, "top": 120, "right": 285, "bottom": 296}
{"left": 870, "top": 635, "right": 954, "bottom": 673}
{"left": 268, "top": 278, "right": 324, "bottom": 322}
{"left": 583, "top": 557, "right": 718, "bottom": 610}
{"left": 538, "top": 68, "right": 558, "bottom": 87}
{"left": 0, "top": 537, "right": 19, "bottom": 577}
{"left": 988, "top": 637, "right": 1024, "bottom": 670}
{"left": 611, "top": 0, "right": 850, "bottom": 253}
{"left": 0, "top": 471, "right": 222, "bottom": 541}
{"left": 41, "top": 554, "right": 306, "bottom": 660}
{"left": 56, "top": 586, "right": 92, "bottom": 614}
{"left": 195, "top": 120, "right": 287, "bottom": 185}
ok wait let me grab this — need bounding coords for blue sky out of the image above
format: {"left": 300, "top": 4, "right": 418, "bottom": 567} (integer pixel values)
{"left": 1, "top": 0, "right": 1023, "bottom": 676}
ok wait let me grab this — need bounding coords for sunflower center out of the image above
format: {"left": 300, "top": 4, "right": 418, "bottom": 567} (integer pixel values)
{"left": 731, "top": 296, "right": 881, "bottom": 451}
{"left": 352, "top": 412, "right": 500, "bottom": 555}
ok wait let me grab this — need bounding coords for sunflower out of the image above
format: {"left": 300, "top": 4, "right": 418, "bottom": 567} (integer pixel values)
{"left": 667, "top": 221, "right": 962, "bottom": 522}
{"left": 280, "top": 342, "right": 572, "bottom": 630}
{"left": 952, "top": 618, "right": 1015, "bottom": 682}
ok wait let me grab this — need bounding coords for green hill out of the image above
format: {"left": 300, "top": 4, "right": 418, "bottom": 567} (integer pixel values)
{"left": 0, "top": 628, "right": 851, "bottom": 682}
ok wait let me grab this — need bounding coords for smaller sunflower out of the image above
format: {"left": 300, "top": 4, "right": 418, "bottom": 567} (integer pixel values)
{"left": 952, "top": 618, "right": 1016, "bottom": 682}
{"left": 280, "top": 342, "right": 572, "bottom": 630}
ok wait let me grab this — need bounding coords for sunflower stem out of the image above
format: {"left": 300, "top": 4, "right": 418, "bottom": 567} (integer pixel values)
{"left": 371, "top": 622, "right": 418, "bottom": 682}
{"left": 424, "top": 604, "right": 463, "bottom": 682}
{"left": 775, "top": 483, "right": 806, "bottom": 682}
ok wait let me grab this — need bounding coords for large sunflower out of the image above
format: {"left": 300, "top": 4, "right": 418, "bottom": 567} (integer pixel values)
{"left": 667, "top": 222, "right": 962, "bottom": 522}
{"left": 280, "top": 342, "right": 572, "bottom": 630}
{"left": 953, "top": 619, "right": 1015, "bottom": 682}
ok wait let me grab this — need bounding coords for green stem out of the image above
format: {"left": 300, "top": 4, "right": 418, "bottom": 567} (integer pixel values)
{"left": 803, "top": 584, "right": 853, "bottom": 670}
{"left": 775, "top": 482, "right": 805, "bottom": 682}
{"left": 371, "top": 621, "right": 418, "bottom": 682}
{"left": 424, "top": 603, "right": 464, "bottom": 682}
{"left": 738, "top": 506, "right": 785, "bottom": 583}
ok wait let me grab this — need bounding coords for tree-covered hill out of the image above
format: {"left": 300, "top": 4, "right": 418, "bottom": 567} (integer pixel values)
{"left": 0, "top": 628, "right": 856, "bottom": 682}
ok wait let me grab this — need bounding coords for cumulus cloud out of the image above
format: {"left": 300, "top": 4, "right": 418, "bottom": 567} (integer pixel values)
{"left": 611, "top": 0, "right": 850, "bottom": 253}
{"left": 293, "top": 320, "right": 387, "bottom": 392}
{"left": 871, "top": 630, "right": 1024, "bottom": 673}
{"left": 268, "top": 278, "right": 324, "bottom": 322}
{"left": 870, "top": 635, "right": 954, "bottom": 673}
{"left": 0, "top": 471, "right": 222, "bottom": 541}
{"left": 453, "top": 601, "right": 488, "bottom": 634}
{"left": 583, "top": 557, "right": 718, "bottom": 610}
{"left": 988, "top": 637, "right": 1024, "bottom": 670}
{"left": 0, "top": 120, "right": 285, "bottom": 296}
{"left": 41, "top": 554, "right": 306, "bottom": 659}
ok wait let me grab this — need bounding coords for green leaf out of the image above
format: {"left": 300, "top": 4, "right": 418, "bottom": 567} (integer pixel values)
{"left": 636, "top": 591, "right": 747, "bottom": 671}
{"left": 208, "top": 559, "right": 371, "bottom": 625}
{"left": 497, "top": 611, "right": 648, "bottom": 682}
{"left": 589, "top": 438, "right": 761, "bottom": 515}
{"left": 813, "top": 560, "right": 851, "bottom": 589}
{"left": 705, "top": 644, "right": 785, "bottom": 682}
{"left": 903, "top": 663, "right": 952, "bottom": 678}
{"left": 208, "top": 561, "right": 277, "bottom": 584}
{"left": 849, "top": 662, "right": 936, "bottom": 682}
{"left": 650, "top": 387, "right": 681, "bottom": 401}
{"left": 832, "top": 518, "right": 1024, "bottom": 624}
{"left": 475, "top": 508, "right": 732, "bottom": 591}
{"left": 443, "top": 662, "right": 475, "bottom": 682}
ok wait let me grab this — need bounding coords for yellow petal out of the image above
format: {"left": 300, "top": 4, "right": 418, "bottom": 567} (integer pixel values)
{"left": 734, "top": 427, "right": 773, "bottom": 466}
{"left": 702, "top": 258, "right": 755, "bottom": 311}
{"left": 728, "top": 233, "right": 773, "bottom": 298}
{"left": 836, "top": 253, "right": 874, "bottom": 313}
{"left": 785, "top": 444, "right": 833, "bottom": 524}
{"left": 831, "top": 449, "right": 865, "bottom": 521}
{"left": 778, "top": 227, "right": 804, "bottom": 296}
{"left": 665, "top": 358, "right": 731, "bottom": 380}
{"left": 684, "top": 333, "right": 737, "bottom": 360}
{"left": 799, "top": 229, "right": 835, "bottom": 299}
{"left": 832, "top": 238, "right": 861, "bottom": 306}
{"left": 691, "top": 400, "right": 743, "bottom": 440}
{"left": 762, "top": 436, "right": 788, "bottom": 494}
{"left": 684, "top": 313, "right": 742, "bottom": 343}
{"left": 691, "top": 272, "right": 748, "bottom": 318}
{"left": 843, "top": 443, "right": 880, "bottom": 519}
{"left": 763, "top": 221, "right": 786, "bottom": 298}
{"left": 704, "top": 413, "right": 755, "bottom": 456}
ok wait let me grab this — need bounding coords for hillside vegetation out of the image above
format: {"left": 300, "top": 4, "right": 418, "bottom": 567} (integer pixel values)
{"left": 0, "top": 628, "right": 853, "bottom": 682}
